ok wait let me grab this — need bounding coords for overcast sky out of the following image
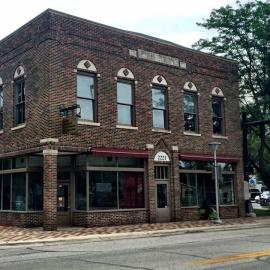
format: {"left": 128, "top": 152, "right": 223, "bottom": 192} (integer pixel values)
{"left": 1, "top": 0, "right": 249, "bottom": 48}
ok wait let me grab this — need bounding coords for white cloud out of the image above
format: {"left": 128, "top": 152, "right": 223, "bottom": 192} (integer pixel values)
{"left": 0, "top": 0, "right": 248, "bottom": 47}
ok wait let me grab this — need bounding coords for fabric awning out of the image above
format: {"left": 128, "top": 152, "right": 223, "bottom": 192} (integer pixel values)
{"left": 179, "top": 153, "right": 240, "bottom": 163}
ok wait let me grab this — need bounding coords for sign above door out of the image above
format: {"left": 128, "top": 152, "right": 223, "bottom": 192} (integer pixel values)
{"left": 154, "top": 151, "right": 170, "bottom": 162}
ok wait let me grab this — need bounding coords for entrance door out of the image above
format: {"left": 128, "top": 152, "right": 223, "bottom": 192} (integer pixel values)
{"left": 156, "top": 181, "right": 170, "bottom": 222}
{"left": 57, "top": 183, "right": 71, "bottom": 226}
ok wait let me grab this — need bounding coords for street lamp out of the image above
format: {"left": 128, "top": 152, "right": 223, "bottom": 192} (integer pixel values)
{"left": 208, "top": 142, "right": 222, "bottom": 224}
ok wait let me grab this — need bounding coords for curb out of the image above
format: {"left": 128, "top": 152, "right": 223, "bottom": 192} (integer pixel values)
{"left": 1, "top": 221, "right": 269, "bottom": 247}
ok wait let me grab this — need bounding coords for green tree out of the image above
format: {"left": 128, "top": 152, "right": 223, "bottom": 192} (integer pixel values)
{"left": 193, "top": 0, "right": 270, "bottom": 187}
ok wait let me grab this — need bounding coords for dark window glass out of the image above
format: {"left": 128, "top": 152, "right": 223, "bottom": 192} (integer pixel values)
{"left": 117, "top": 81, "right": 134, "bottom": 126}
{"left": 89, "top": 171, "right": 117, "bottom": 209}
{"left": 77, "top": 74, "right": 95, "bottom": 121}
{"left": 76, "top": 155, "right": 87, "bottom": 167}
{"left": 3, "top": 159, "right": 12, "bottom": 170}
{"left": 157, "top": 184, "right": 168, "bottom": 208}
{"left": 118, "top": 172, "right": 144, "bottom": 208}
{"left": 220, "top": 175, "right": 235, "bottom": 204}
{"left": 12, "top": 173, "right": 26, "bottom": 211}
{"left": 3, "top": 174, "right": 11, "bottom": 210}
{"left": 184, "top": 92, "right": 197, "bottom": 132}
{"left": 0, "top": 176, "right": 2, "bottom": 209}
{"left": 75, "top": 172, "right": 86, "bottom": 210}
{"left": 29, "top": 156, "right": 43, "bottom": 167}
{"left": 0, "top": 86, "right": 3, "bottom": 129}
{"left": 14, "top": 80, "right": 25, "bottom": 125}
{"left": 180, "top": 173, "right": 197, "bottom": 206}
{"left": 12, "top": 157, "right": 26, "bottom": 169}
{"left": 88, "top": 156, "right": 117, "bottom": 167}
{"left": 118, "top": 158, "right": 144, "bottom": 168}
{"left": 152, "top": 87, "right": 167, "bottom": 129}
{"left": 28, "top": 172, "right": 43, "bottom": 211}
{"left": 154, "top": 166, "right": 169, "bottom": 180}
{"left": 197, "top": 174, "right": 216, "bottom": 205}
{"left": 212, "top": 97, "right": 224, "bottom": 134}
{"left": 57, "top": 156, "right": 71, "bottom": 167}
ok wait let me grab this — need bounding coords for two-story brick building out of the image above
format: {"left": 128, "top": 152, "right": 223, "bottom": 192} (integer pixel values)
{"left": 0, "top": 9, "right": 244, "bottom": 230}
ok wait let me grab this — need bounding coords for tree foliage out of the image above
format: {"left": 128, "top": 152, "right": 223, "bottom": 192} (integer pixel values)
{"left": 193, "top": 0, "right": 270, "bottom": 187}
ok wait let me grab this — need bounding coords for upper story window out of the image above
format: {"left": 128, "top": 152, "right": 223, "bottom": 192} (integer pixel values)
{"left": 183, "top": 82, "right": 198, "bottom": 133}
{"left": 116, "top": 68, "right": 135, "bottom": 126}
{"left": 0, "top": 78, "right": 3, "bottom": 130}
{"left": 212, "top": 87, "right": 225, "bottom": 135}
{"left": 76, "top": 60, "right": 97, "bottom": 122}
{"left": 14, "top": 66, "right": 26, "bottom": 126}
{"left": 152, "top": 75, "right": 168, "bottom": 130}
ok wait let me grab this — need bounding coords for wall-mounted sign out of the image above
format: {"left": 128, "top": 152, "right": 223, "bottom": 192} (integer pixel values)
{"left": 62, "top": 115, "right": 78, "bottom": 135}
{"left": 154, "top": 151, "right": 170, "bottom": 162}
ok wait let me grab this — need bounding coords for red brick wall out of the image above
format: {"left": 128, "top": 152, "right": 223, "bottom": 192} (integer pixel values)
{"left": 72, "top": 210, "right": 148, "bottom": 227}
{"left": 220, "top": 206, "right": 239, "bottom": 219}
{"left": 0, "top": 212, "right": 42, "bottom": 227}
{"left": 181, "top": 208, "right": 200, "bottom": 221}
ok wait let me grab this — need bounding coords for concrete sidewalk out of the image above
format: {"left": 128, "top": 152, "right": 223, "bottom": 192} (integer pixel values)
{"left": 0, "top": 217, "right": 269, "bottom": 246}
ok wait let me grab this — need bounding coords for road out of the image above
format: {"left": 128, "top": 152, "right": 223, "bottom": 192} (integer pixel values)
{"left": 0, "top": 226, "right": 270, "bottom": 270}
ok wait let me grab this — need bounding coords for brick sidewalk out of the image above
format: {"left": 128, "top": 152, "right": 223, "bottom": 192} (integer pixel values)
{"left": 0, "top": 217, "right": 261, "bottom": 245}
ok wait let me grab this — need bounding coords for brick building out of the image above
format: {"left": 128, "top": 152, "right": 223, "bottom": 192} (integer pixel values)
{"left": 0, "top": 9, "right": 244, "bottom": 230}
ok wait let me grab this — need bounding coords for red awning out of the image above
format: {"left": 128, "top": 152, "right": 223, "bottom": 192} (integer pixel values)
{"left": 91, "top": 147, "right": 148, "bottom": 158}
{"left": 179, "top": 153, "right": 240, "bottom": 163}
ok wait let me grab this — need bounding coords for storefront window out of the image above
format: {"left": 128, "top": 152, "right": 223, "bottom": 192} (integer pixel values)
{"left": 180, "top": 160, "right": 235, "bottom": 207}
{"left": 180, "top": 174, "right": 197, "bottom": 206}
{"left": 12, "top": 173, "right": 26, "bottom": 211}
{"left": 28, "top": 172, "right": 43, "bottom": 211}
{"left": 76, "top": 155, "right": 87, "bottom": 167}
{"left": 118, "top": 172, "right": 144, "bottom": 208}
{"left": 89, "top": 171, "right": 117, "bottom": 209}
{"left": 118, "top": 158, "right": 144, "bottom": 168}
{"left": 0, "top": 176, "right": 2, "bottom": 209}
{"left": 3, "top": 174, "right": 11, "bottom": 210}
{"left": 29, "top": 156, "right": 43, "bottom": 167}
{"left": 88, "top": 156, "right": 117, "bottom": 167}
{"left": 220, "top": 175, "right": 235, "bottom": 204}
{"left": 58, "top": 156, "right": 71, "bottom": 167}
{"left": 3, "top": 159, "right": 12, "bottom": 170}
{"left": 13, "top": 157, "right": 26, "bottom": 169}
{"left": 75, "top": 172, "right": 86, "bottom": 210}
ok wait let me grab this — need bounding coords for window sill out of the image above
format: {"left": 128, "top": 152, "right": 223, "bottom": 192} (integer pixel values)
{"left": 78, "top": 120, "right": 101, "bottom": 126}
{"left": 73, "top": 208, "right": 147, "bottom": 213}
{"left": 11, "top": 123, "right": 26, "bottom": 131}
{"left": 0, "top": 210, "right": 43, "bottom": 213}
{"left": 0, "top": 130, "right": 3, "bottom": 134}
{"left": 212, "top": 134, "right": 228, "bottom": 140}
{"left": 181, "top": 206, "right": 199, "bottom": 209}
{"left": 116, "top": 125, "right": 138, "bottom": 130}
{"left": 152, "top": 128, "right": 171, "bottom": 134}
{"left": 183, "top": 131, "right": 201, "bottom": 137}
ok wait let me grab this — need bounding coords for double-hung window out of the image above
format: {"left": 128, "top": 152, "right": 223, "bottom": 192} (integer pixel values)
{"left": 152, "top": 87, "right": 168, "bottom": 129}
{"left": 14, "top": 79, "right": 25, "bottom": 125}
{"left": 117, "top": 80, "right": 134, "bottom": 126}
{"left": 0, "top": 86, "right": 3, "bottom": 129}
{"left": 184, "top": 92, "right": 198, "bottom": 132}
{"left": 212, "top": 97, "right": 224, "bottom": 135}
{"left": 77, "top": 73, "right": 96, "bottom": 121}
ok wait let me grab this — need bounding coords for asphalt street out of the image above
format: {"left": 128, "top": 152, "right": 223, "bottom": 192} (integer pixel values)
{"left": 0, "top": 226, "right": 270, "bottom": 270}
